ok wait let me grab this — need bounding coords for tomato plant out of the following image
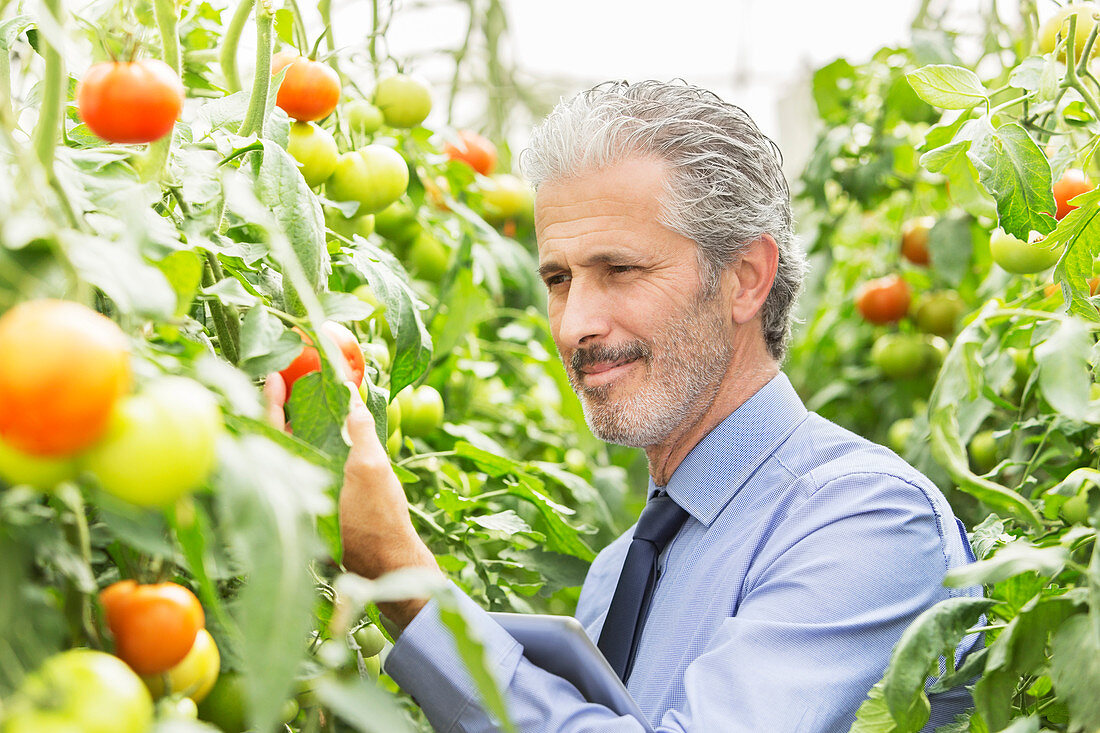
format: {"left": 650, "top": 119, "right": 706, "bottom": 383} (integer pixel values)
{"left": 99, "top": 581, "right": 204, "bottom": 676}
{"left": 76, "top": 59, "right": 183, "bottom": 144}
{"left": 372, "top": 74, "right": 433, "bottom": 128}
{"left": 271, "top": 52, "right": 340, "bottom": 122}
{"left": 83, "top": 377, "right": 224, "bottom": 508}
{"left": 278, "top": 322, "right": 366, "bottom": 395}
{"left": 0, "top": 300, "right": 131, "bottom": 457}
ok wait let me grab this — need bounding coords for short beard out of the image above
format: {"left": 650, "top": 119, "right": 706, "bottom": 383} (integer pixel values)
{"left": 565, "top": 289, "right": 733, "bottom": 448}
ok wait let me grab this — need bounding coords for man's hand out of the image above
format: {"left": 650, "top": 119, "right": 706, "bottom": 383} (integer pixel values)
{"left": 263, "top": 374, "right": 442, "bottom": 629}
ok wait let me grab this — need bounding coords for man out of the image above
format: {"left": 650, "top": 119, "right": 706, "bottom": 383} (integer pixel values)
{"left": 336, "top": 80, "right": 980, "bottom": 732}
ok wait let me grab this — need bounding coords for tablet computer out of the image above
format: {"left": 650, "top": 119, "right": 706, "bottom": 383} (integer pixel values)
{"left": 488, "top": 612, "right": 652, "bottom": 731}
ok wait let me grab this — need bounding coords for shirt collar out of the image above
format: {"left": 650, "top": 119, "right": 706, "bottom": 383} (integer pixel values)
{"left": 654, "top": 371, "right": 808, "bottom": 527}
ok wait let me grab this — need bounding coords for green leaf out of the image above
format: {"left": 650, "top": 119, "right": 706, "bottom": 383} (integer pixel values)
{"left": 918, "top": 126, "right": 997, "bottom": 220}
{"left": 437, "top": 601, "right": 518, "bottom": 733}
{"left": 153, "top": 250, "right": 204, "bottom": 318}
{"left": 285, "top": 369, "right": 352, "bottom": 461}
{"left": 906, "top": 65, "right": 988, "bottom": 109}
{"left": 469, "top": 510, "right": 535, "bottom": 537}
{"left": 64, "top": 232, "right": 176, "bottom": 319}
{"left": 1050, "top": 614, "right": 1100, "bottom": 731}
{"left": 812, "top": 58, "right": 857, "bottom": 124}
{"left": 1047, "top": 188, "right": 1100, "bottom": 323}
{"left": 255, "top": 139, "right": 329, "bottom": 315}
{"left": 215, "top": 435, "right": 331, "bottom": 733}
{"left": 349, "top": 245, "right": 433, "bottom": 396}
{"left": 927, "top": 215, "right": 974, "bottom": 287}
{"left": 455, "top": 441, "right": 523, "bottom": 478}
{"left": 967, "top": 120, "right": 1057, "bottom": 240}
{"left": 237, "top": 306, "right": 303, "bottom": 379}
{"left": 850, "top": 681, "right": 927, "bottom": 733}
{"left": 984, "top": 593, "right": 1083, "bottom": 678}
{"left": 313, "top": 675, "right": 417, "bottom": 733}
{"left": 273, "top": 8, "right": 296, "bottom": 46}
{"left": 883, "top": 597, "right": 995, "bottom": 728}
{"left": 945, "top": 542, "right": 1069, "bottom": 587}
{"left": 0, "top": 16, "right": 33, "bottom": 51}
{"left": 1034, "top": 317, "right": 1093, "bottom": 422}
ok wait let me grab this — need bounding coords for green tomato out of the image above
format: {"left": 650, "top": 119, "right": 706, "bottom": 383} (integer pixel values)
{"left": 914, "top": 291, "right": 966, "bottom": 337}
{"left": 372, "top": 199, "right": 422, "bottom": 251}
{"left": 362, "top": 654, "right": 381, "bottom": 681}
{"left": 887, "top": 418, "right": 915, "bottom": 455}
{"left": 345, "top": 99, "right": 384, "bottom": 135}
{"left": 84, "top": 377, "right": 224, "bottom": 508}
{"left": 327, "top": 145, "right": 410, "bottom": 215}
{"left": 386, "top": 397, "right": 401, "bottom": 437}
{"left": 922, "top": 335, "right": 949, "bottom": 371}
{"left": 990, "top": 228, "right": 1063, "bottom": 274}
{"left": 372, "top": 74, "right": 433, "bottom": 128}
{"left": 353, "top": 624, "right": 388, "bottom": 657}
{"left": 407, "top": 234, "right": 450, "bottom": 281}
{"left": 196, "top": 672, "right": 246, "bottom": 733}
{"left": 386, "top": 425, "right": 403, "bottom": 457}
{"left": 398, "top": 385, "right": 444, "bottom": 438}
{"left": 1039, "top": 4, "right": 1100, "bottom": 60}
{"left": 362, "top": 341, "right": 392, "bottom": 372}
{"left": 287, "top": 121, "right": 338, "bottom": 188}
{"left": 1061, "top": 492, "right": 1091, "bottom": 524}
{"left": 0, "top": 435, "right": 78, "bottom": 490}
{"left": 1, "top": 649, "right": 153, "bottom": 733}
{"left": 870, "top": 333, "right": 927, "bottom": 380}
{"left": 325, "top": 207, "right": 376, "bottom": 240}
{"left": 142, "top": 628, "right": 220, "bottom": 703}
{"left": 968, "top": 430, "right": 999, "bottom": 475}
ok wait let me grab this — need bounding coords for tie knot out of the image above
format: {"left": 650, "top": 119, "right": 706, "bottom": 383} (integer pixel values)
{"left": 633, "top": 493, "right": 689, "bottom": 550}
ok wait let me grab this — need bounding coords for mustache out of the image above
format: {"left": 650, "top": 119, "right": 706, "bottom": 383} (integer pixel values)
{"left": 570, "top": 341, "right": 651, "bottom": 373}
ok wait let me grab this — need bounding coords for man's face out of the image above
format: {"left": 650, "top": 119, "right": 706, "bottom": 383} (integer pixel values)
{"left": 534, "top": 158, "right": 734, "bottom": 448}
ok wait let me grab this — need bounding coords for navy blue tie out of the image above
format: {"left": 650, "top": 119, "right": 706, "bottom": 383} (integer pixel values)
{"left": 597, "top": 492, "right": 689, "bottom": 682}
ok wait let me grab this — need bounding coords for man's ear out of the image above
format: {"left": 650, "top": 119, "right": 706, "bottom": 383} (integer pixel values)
{"left": 726, "top": 234, "right": 779, "bottom": 325}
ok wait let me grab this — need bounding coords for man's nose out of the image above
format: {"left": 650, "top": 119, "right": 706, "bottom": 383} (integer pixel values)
{"left": 556, "top": 279, "right": 612, "bottom": 349}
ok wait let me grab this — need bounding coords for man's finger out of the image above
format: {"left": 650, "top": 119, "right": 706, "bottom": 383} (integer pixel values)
{"left": 263, "top": 373, "right": 287, "bottom": 430}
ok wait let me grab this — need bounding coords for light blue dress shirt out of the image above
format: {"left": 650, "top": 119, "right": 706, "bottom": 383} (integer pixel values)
{"left": 385, "top": 372, "right": 981, "bottom": 732}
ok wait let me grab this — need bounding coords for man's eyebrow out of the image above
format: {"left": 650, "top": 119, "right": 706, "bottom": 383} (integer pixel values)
{"left": 537, "top": 252, "right": 642, "bottom": 279}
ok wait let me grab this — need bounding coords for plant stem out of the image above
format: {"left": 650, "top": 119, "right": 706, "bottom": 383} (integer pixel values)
{"left": 140, "top": 0, "right": 181, "bottom": 182}
{"left": 202, "top": 258, "right": 241, "bottom": 364}
{"left": 369, "top": 0, "right": 380, "bottom": 75}
{"left": 286, "top": 0, "right": 309, "bottom": 53}
{"left": 220, "top": 0, "right": 255, "bottom": 94}
{"left": 237, "top": 0, "right": 274, "bottom": 138}
{"left": 33, "top": 0, "right": 65, "bottom": 170}
{"left": 318, "top": 0, "right": 335, "bottom": 55}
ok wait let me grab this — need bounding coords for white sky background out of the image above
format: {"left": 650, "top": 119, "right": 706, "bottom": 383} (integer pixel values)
{"left": 323, "top": 0, "right": 1008, "bottom": 175}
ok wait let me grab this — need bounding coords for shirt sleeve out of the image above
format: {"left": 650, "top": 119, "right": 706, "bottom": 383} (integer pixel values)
{"left": 385, "top": 471, "right": 976, "bottom": 733}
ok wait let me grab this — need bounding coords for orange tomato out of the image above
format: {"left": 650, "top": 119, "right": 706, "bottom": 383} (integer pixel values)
{"left": 444, "top": 130, "right": 497, "bottom": 175}
{"left": 1053, "top": 169, "right": 1093, "bottom": 220}
{"left": 100, "top": 581, "right": 204, "bottom": 676}
{"left": 900, "top": 216, "right": 934, "bottom": 266}
{"left": 855, "top": 274, "right": 911, "bottom": 324}
{"left": 0, "top": 300, "right": 130, "bottom": 456}
{"left": 77, "top": 59, "right": 184, "bottom": 144}
{"left": 271, "top": 52, "right": 340, "bottom": 122}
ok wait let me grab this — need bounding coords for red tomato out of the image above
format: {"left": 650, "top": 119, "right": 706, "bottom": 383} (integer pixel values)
{"left": 278, "top": 322, "right": 366, "bottom": 395}
{"left": 444, "top": 130, "right": 497, "bottom": 175}
{"left": 0, "top": 300, "right": 131, "bottom": 456}
{"left": 900, "top": 216, "right": 934, "bottom": 266}
{"left": 1053, "top": 168, "right": 1093, "bottom": 219}
{"left": 271, "top": 51, "right": 340, "bottom": 122}
{"left": 100, "top": 581, "right": 205, "bottom": 676}
{"left": 77, "top": 59, "right": 184, "bottom": 144}
{"left": 855, "top": 274, "right": 911, "bottom": 324}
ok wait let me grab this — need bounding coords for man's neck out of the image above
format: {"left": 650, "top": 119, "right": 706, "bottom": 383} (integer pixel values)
{"left": 646, "top": 343, "right": 779, "bottom": 487}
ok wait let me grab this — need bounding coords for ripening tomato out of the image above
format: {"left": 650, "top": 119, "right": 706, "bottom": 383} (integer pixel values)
{"left": 142, "top": 628, "right": 220, "bottom": 703}
{"left": 444, "top": 130, "right": 497, "bottom": 175}
{"left": 855, "top": 274, "right": 911, "bottom": 324}
{"left": 900, "top": 216, "right": 934, "bottom": 266}
{"left": 372, "top": 74, "right": 432, "bottom": 128}
{"left": 287, "top": 122, "right": 338, "bottom": 187}
{"left": 100, "top": 581, "right": 205, "bottom": 676}
{"left": 271, "top": 51, "right": 340, "bottom": 122}
{"left": 0, "top": 435, "right": 79, "bottom": 490}
{"left": 327, "top": 145, "right": 410, "bottom": 215}
{"left": 83, "top": 377, "right": 224, "bottom": 508}
{"left": 77, "top": 59, "right": 184, "bottom": 144}
{"left": 278, "top": 322, "right": 366, "bottom": 396}
{"left": 479, "top": 174, "right": 534, "bottom": 225}
{"left": 1053, "top": 168, "right": 1093, "bottom": 219}
{"left": 0, "top": 300, "right": 131, "bottom": 456}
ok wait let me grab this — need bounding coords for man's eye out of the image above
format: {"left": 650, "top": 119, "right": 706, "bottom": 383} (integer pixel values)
{"left": 610, "top": 265, "right": 637, "bottom": 274}
{"left": 545, "top": 273, "right": 569, "bottom": 288}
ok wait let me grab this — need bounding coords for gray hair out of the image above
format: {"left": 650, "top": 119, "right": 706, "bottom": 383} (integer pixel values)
{"left": 520, "top": 80, "right": 805, "bottom": 362}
